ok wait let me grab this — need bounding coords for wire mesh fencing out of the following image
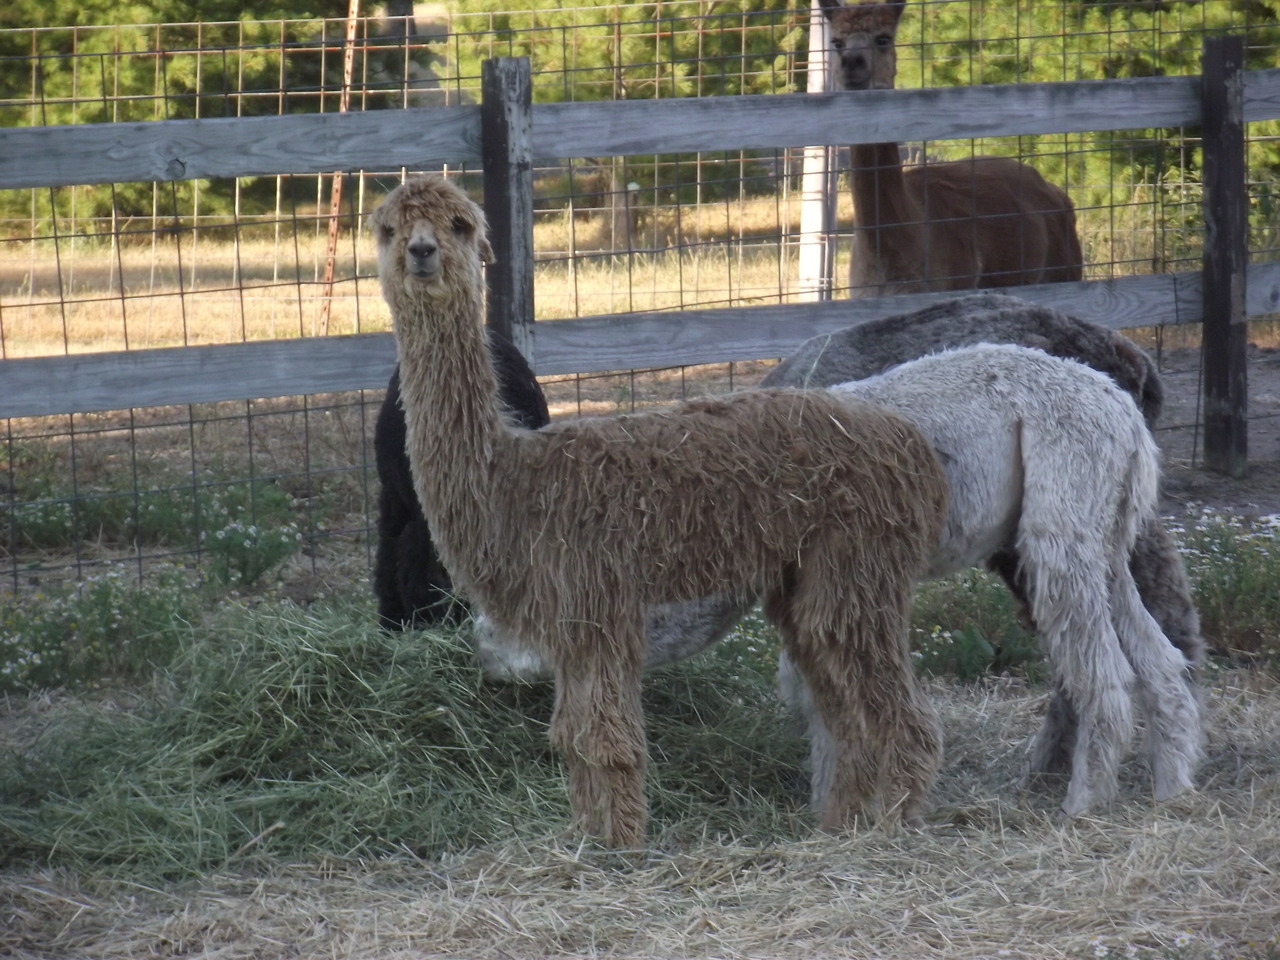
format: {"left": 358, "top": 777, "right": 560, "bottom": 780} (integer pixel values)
{"left": 2, "top": 1, "right": 1279, "bottom": 608}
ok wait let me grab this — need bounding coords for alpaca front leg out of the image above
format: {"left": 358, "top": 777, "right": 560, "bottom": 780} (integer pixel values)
{"left": 549, "top": 638, "right": 649, "bottom": 847}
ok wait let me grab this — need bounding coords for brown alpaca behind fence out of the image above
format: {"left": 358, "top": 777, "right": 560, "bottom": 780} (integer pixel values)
{"left": 371, "top": 174, "right": 950, "bottom": 847}
{"left": 820, "top": 0, "right": 1083, "bottom": 296}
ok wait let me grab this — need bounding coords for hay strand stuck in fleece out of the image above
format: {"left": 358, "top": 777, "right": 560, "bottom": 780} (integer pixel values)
{"left": 371, "top": 173, "right": 949, "bottom": 845}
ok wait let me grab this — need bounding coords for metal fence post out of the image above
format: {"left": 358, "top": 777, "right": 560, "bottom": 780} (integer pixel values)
{"left": 1201, "top": 35, "right": 1248, "bottom": 477}
{"left": 480, "top": 56, "right": 537, "bottom": 367}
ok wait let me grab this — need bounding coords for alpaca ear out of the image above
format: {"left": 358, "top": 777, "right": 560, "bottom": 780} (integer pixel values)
{"left": 888, "top": 0, "right": 907, "bottom": 22}
{"left": 817, "top": 0, "right": 843, "bottom": 20}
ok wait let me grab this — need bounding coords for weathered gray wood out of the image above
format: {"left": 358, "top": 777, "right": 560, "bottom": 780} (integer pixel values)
{"left": 0, "top": 334, "right": 398, "bottom": 419}
{"left": 8, "top": 263, "right": 1280, "bottom": 419}
{"left": 0, "top": 106, "right": 482, "bottom": 190}
{"left": 5, "top": 70, "right": 1279, "bottom": 190}
{"left": 481, "top": 57, "right": 536, "bottom": 363}
{"left": 1201, "top": 36, "right": 1250, "bottom": 477}
{"left": 532, "top": 274, "right": 1208, "bottom": 374}
{"left": 532, "top": 76, "right": 1200, "bottom": 160}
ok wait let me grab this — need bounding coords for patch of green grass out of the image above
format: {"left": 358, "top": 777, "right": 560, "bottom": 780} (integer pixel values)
{"left": 8, "top": 474, "right": 302, "bottom": 583}
{"left": 5, "top": 509, "right": 1279, "bottom": 880}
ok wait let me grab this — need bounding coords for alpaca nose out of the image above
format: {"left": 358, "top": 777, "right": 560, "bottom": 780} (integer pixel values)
{"left": 841, "top": 53, "right": 872, "bottom": 89}
{"left": 408, "top": 238, "right": 438, "bottom": 261}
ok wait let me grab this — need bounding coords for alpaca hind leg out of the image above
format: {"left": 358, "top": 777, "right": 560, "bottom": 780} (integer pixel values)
{"left": 1022, "top": 540, "right": 1136, "bottom": 817}
{"left": 1129, "top": 518, "right": 1206, "bottom": 686}
{"left": 1017, "top": 521, "right": 1205, "bottom": 781}
{"left": 775, "top": 649, "right": 842, "bottom": 811}
{"left": 990, "top": 548, "right": 1079, "bottom": 781}
{"left": 1109, "top": 560, "right": 1203, "bottom": 801}
{"left": 549, "top": 625, "right": 648, "bottom": 847}
{"left": 1024, "top": 679, "right": 1078, "bottom": 783}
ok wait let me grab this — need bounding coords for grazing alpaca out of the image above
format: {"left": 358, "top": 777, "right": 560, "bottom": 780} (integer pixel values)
{"left": 819, "top": 0, "right": 1083, "bottom": 296}
{"left": 810, "top": 345, "right": 1202, "bottom": 816}
{"left": 768, "top": 293, "right": 1163, "bottom": 427}
{"left": 373, "top": 334, "right": 550, "bottom": 631}
{"left": 371, "top": 174, "right": 950, "bottom": 846}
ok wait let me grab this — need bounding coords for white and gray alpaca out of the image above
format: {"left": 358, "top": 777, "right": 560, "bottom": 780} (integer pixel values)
{"left": 478, "top": 339, "right": 1204, "bottom": 817}
{"left": 758, "top": 293, "right": 1204, "bottom": 788}
{"left": 796, "top": 345, "right": 1202, "bottom": 816}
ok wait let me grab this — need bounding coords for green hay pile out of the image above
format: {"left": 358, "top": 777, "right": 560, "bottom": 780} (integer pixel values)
{"left": 0, "top": 598, "right": 806, "bottom": 877}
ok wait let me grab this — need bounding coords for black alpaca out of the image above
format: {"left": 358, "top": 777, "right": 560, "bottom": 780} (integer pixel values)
{"left": 373, "top": 330, "right": 550, "bottom": 630}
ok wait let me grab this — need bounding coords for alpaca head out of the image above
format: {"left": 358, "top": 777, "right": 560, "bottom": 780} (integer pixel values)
{"left": 818, "top": 0, "right": 906, "bottom": 91}
{"left": 368, "top": 174, "right": 495, "bottom": 320}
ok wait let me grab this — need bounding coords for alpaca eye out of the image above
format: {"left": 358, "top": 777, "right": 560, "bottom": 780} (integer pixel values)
{"left": 875, "top": 33, "right": 892, "bottom": 47}
{"left": 451, "top": 216, "right": 472, "bottom": 236}
{"left": 379, "top": 224, "right": 395, "bottom": 243}
{"left": 831, "top": 39, "right": 844, "bottom": 51}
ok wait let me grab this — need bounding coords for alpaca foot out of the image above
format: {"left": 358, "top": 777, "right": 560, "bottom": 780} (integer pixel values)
{"left": 567, "top": 758, "right": 648, "bottom": 848}
{"left": 1152, "top": 771, "right": 1195, "bottom": 802}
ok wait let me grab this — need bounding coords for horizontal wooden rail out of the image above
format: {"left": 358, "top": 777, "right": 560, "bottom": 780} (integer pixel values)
{"left": 4, "top": 70, "right": 1280, "bottom": 190}
{"left": 5, "top": 262, "right": 1279, "bottom": 419}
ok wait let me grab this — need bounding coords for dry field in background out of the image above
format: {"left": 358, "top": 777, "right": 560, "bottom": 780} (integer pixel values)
{"left": 0, "top": 193, "right": 1197, "bottom": 357}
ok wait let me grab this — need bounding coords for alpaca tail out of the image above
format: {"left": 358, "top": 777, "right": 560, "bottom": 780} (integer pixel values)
{"left": 1114, "top": 414, "right": 1162, "bottom": 558}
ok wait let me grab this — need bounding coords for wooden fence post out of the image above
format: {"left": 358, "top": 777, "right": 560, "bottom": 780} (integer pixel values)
{"left": 480, "top": 56, "right": 536, "bottom": 366}
{"left": 1201, "top": 35, "right": 1248, "bottom": 477}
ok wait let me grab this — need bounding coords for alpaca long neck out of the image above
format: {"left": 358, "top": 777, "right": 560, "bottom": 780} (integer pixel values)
{"left": 394, "top": 287, "right": 509, "bottom": 579}
{"left": 849, "top": 141, "right": 921, "bottom": 233}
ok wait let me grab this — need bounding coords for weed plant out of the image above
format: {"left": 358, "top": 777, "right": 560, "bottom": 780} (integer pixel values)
{"left": 910, "top": 568, "right": 1042, "bottom": 681}
{"left": 1171, "top": 508, "right": 1280, "bottom": 661}
{"left": 0, "top": 564, "right": 197, "bottom": 690}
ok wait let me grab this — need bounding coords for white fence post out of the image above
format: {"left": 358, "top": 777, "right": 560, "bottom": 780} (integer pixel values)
{"left": 797, "top": 0, "right": 837, "bottom": 302}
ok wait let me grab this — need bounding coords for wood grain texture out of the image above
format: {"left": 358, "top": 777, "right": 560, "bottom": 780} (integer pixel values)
{"left": 0, "top": 107, "right": 482, "bottom": 190}
{"left": 7, "top": 263, "right": 1280, "bottom": 418}
{"left": 4, "top": 70, "right": 1278, "bottom": 189}
{"left": 1201, "top": 37, "right": 1250, "bottom": 476}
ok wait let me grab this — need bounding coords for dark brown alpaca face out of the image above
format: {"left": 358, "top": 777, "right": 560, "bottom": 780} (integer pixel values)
{"left": 369, "top": 175, "right": 493, "bottom": 304}
{"left": 819, "top": 0, "right": 905, "bottom": 92}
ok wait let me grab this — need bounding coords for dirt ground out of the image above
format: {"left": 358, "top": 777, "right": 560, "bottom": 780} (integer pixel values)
{"left": 1150, "top": 344, "right": 1280, "bottom": 518}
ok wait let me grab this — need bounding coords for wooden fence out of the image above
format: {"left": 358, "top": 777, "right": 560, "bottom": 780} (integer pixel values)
{"left": 3, "top": 40, "right": 1280, "bottom": 474}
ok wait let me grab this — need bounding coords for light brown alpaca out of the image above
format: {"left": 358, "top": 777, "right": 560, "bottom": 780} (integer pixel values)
{"left": 819, "top": 0, "right": 1084, "bottom": 295}
{"left": 371, "top": 174, "right": 949, "bottom": 846}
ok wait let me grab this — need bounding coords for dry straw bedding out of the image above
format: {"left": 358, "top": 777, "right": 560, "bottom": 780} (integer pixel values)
{"left": 3, "top": 670, "right": 1277, "bottom": 960}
